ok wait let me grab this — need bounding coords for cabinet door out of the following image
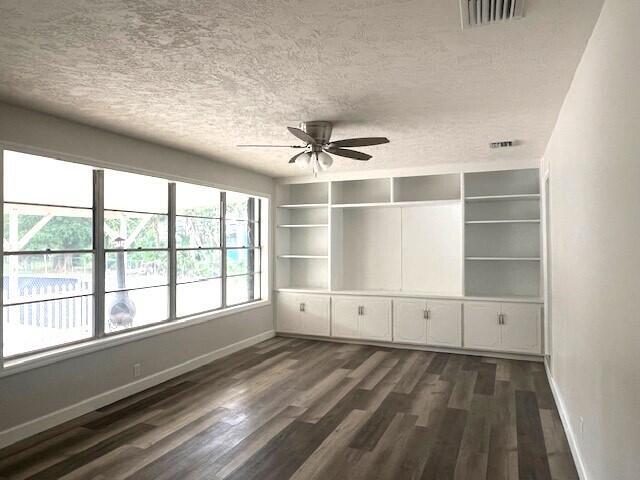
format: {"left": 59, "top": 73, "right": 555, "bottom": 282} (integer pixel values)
{"left": 463, "top": 302, "right": 501, "bottom": 350}
{"left": 331, "top": 297, "right": 360, "bottom": 339}
{"left": 360, "top": 298, "right": 392, "bottom": 341}
{"left": 277, "top": 293, "right": 300, "bottom": 333}
{"left": 393, "top": 299, "right": 427, "bottom": 344}
{"left": 299, "top": 295, "right": 331, "bottom": 336}
{"left": 500, "top": 303, "right": 542, "bottom": 354}
{"left": 427, "top": 301, "right": 462, "bottom": 348}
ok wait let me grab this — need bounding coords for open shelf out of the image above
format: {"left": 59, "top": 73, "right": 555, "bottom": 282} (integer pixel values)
{"left": 465, "top": 259, "right": 541, "bottom": 298}
{"left": 466, "top": 195, "right": 540, "bottom": 222}
{"left": 331, "top": 178, "right": 391, "bottom": 205}
{"left": 463, "top": 169, "right": 541, "bottom": 298}
{"left": 393, "top": 174, "right": 461, "bottom": 202}
{"left": 332, "top": 199, "right": 460, "bottom": 209}
{"left": 465, "top": 194, "right": 540, "bottom": 202}
{"left": 278, "top": 203, "right": 328, "bottom": 209}
{"left": 465, "top": 221, "right": 540, "bottom": 258}
{"left": 464, "top": 169, "right": 540, "bottom": 197}
{"left": 276, "top": 184, "right": 330, "bottom": 290}
{"left": 276, "top": 256, "right": 329, "bottom": 290}
{"left": 277, "top": 182, "right": 329, "bottom": 205}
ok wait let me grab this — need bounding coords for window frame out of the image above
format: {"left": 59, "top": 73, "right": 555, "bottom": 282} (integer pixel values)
{"left": 0, "top": 146, "right": 269, "bottom": 366}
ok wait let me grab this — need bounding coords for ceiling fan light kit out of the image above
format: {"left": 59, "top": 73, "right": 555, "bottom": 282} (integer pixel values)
{"left": 238, "top": 120, "right": 389, "bottom": 175}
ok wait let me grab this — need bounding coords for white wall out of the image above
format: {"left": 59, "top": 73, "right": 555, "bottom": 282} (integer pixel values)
{"left": 0, "top": 102, "right": 275, "bottom": 441}
{"left": 542, "top": 1, "right": 640, "bottom": 478}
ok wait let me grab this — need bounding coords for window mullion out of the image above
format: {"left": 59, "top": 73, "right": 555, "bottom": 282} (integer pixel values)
{"left": 221, "top": 192, "right": 227, "bottom": 308}
{"left": 93, "top": 170, "right": 105, "bottom": 338}
{"left": 168, "top": 183, "right": 177, "bottom": 320}
{"left": 0, "top": 148, "right": 4, "bottom": 368}
{"left": 248, "top": 197, "right": 256, "bottom": 300}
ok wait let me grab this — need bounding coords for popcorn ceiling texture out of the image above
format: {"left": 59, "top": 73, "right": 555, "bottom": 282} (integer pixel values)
{"left": 0, "top": 0, "right": 603, "bottom": 177}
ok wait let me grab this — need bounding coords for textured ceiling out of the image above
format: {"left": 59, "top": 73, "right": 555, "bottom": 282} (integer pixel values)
{"left": 0, "top": 0, "right": 603, "bottom": 178}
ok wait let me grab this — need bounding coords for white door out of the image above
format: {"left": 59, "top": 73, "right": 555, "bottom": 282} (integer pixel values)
{"left": 277, "top": 293, "right": 300, "bottom": 333}
{"left": 463, "top": 302, "right": 501, "bottom": 350}
{"left": 500, "top": 303, "right": 542, "bottom": 354}
{"left": 331, "top": 297, "right": 360, "bottom": 339}
{"left": 300, "top": 295, "right": 331, "bottom": 336}
{"left": 427, "top": 301, "right": 462, "bottom": 348}
{"left": 360, "top": 298, "right": 392, "bottom": 341}
{"left": 393, "top": 299, "right": 427, "bottom": 344}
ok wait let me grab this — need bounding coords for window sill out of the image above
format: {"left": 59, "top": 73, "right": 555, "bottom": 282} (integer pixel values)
{"left": 0, "top": 299, "right": 271, "bottom": 378}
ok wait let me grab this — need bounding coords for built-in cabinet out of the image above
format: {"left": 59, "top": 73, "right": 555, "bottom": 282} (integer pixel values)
{"left": 276, "top": 292, "right": 542, "bottom": 356}
{"left": 464, "top": 301, "right": 541, "bottom": 354}
{"left": 393, "top": 299, "right": 462, "bottom": 347}
{"left": 276, "top": 293, "right": 330, "bottom": 336}
{"left": 275, "top": 167, "right": 544, "bottom": 357}
{"left": 332, "top": 296, "right": 392, "bottom": 341}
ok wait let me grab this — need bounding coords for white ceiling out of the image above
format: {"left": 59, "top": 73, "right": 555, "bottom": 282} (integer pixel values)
{"left": 0, "top": 0, "right": 603, "bottom": 178}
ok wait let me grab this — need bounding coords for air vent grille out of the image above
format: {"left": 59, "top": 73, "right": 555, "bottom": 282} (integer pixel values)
{"left": 460, "top": 0, "right": 525, "bottom": 29}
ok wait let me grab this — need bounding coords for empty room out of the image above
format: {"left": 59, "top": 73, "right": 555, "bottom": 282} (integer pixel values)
{"left": 0, "top": 0, "right": 638, "bottom": 479}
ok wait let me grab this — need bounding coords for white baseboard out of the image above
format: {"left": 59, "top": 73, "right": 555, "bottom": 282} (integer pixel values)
{"left": 278, "top": 333, "right": 544, "bottom": 362}
{"left": 544, "top": 360, "right": 589, "bottom": 480}
{"left": 0, "top": 329, "right": 275, "bottom": 450}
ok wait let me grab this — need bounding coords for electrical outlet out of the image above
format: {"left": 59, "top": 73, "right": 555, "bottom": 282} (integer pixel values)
{"left": 133, "top": 363, "right": 142, "bottom": 378}
{"left": 579, "top": 416, "right": 584, "bottom": 437}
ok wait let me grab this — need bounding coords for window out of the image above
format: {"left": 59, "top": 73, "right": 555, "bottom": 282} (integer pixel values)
{"left": 175, "top": 183, "right": 222, "bottom": 317}
{"left": 2, "top": 151, "right": 94, "bottom": 357}
{"left": 224, "top": 192, "right": 261, "bottom": 306}
{"left": 1, "top": 149, "right": 267, "bottom": 360}
{"left": 104, "top": 170, "right": 169, "bottom": 333}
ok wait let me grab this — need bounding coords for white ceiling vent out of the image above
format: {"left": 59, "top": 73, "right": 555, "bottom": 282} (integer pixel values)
{"left": 460, "top": 0, "right": 525, "bottom": 29}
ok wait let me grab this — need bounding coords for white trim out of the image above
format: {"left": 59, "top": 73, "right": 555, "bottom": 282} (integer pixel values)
{"left": 275, "top": 287, "right": 542, "bottom": 304}
{"left": 278, "top": 333, "right": 543, "bottom": 362}
{"left": 1, "top": 300, "right": 271, "bottom": 377}
{"left": 0, "top": 329, "right": 276, "bottom": 450}
{"left": 545, "top": 360, "right": 589, "bottom": 480}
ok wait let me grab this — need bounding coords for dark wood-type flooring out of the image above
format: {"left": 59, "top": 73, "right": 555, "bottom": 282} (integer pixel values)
{"left": 0, "top": 338, "right": 578, "bottom": 480}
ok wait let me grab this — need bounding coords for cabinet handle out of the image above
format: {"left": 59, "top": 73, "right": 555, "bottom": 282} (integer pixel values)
{"left": 498, "top": 313, "right": 505, "bottom": 325}
{"left": 300, "top": 303, "right": 305, "bottom": 312}
{"left": 424, "top": 308, "right": 431, "bottom": 320}
{"left": 501, "top": 313, "right": 505, "bottom": 324}
{"left": 358, "top": 305, "right": 364, "bottom": 316}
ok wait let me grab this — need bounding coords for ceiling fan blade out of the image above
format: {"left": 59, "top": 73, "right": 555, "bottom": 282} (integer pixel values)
{"left": 287, "top": 127, "right": 317, "bottom": 145}
{"left": 289, "top": 151, "right": 308, "bottom": 164}
{"left": 324, "top": 146, "right": 372, "bottom": 161}
{"left": 237, "top": 144, "right": 305, "bottom": 148}
{"left": 328, "top": 137, "right": 390, "bottom": 148}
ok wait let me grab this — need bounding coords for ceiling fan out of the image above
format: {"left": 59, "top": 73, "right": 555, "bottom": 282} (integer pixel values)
{"left": 238, "top": 121, "right": 390, "bottom": 175}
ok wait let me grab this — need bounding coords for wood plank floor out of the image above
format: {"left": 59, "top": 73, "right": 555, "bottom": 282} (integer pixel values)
{"left": 0, "top": 338, "right": 578, "bottom": 480}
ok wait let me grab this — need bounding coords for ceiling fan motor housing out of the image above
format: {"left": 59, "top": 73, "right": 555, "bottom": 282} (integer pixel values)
{"left": 300, "top": 121, "right": 333, "bottom": 146}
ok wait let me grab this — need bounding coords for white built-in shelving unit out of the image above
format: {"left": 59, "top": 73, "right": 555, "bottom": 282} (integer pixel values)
{"left": 463, "top": 168, "right": 541, "bottom": 298}
{"left": 276, "top": 183, "right": 330, "bottom": 290}
{"left": 276, "top": 168, "right": 542, "bottom": 301}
